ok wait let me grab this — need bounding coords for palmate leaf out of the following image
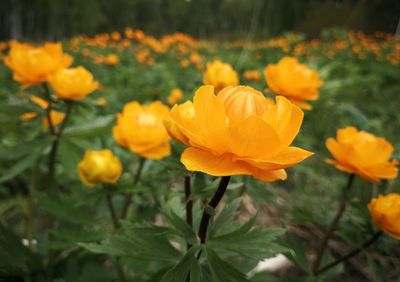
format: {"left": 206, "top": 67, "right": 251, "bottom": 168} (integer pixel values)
{"left": 80, "top": 222, "right": 181, "bottom": 263}
{"left": 35, "top": 192, "right": 96, "bottom": 225}
{"left": 161, "top": 246, "right": 200, "bottom": 282}
{"left": 206, "top": 247, "right": 249, "bottom": 282}
{"left": 0, "top": 137, "right": 51, "bottom": 183}
{"left": 208, "top": 216, "right": 286, "bottom": 260}
{"left": 163, "top": 209, "right": 197, "bottom": 245}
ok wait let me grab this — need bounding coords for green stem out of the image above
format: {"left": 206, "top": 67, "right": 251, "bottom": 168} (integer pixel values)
{"left": 26, "top": 162, "right": 39, "bottom": 245}
{"left": 312, "top": 174, "right": 355, "bottom": 275}
{"left": 120, "top": 157, "right": 145, "bottom": 219}
{"left": 316, "top": 230, "right": 383, "bottom": 275}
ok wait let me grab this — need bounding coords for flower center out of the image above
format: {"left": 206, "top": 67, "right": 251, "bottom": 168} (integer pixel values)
{"left": 137, "top": 112, "right": 157, "bottom": 127}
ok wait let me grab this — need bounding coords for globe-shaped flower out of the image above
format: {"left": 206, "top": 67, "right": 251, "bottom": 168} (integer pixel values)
{"left": 167, "top": 88, "right": 183, "bottom": 105}
{"left": 203, "top": 60, "right": 239, "bottom": 91}
{"left": 264, "top": 56, "right": 323, "bottom": 110}
{"left": 4, "top": 41, "right": 73, "bottom": 88}
{"left": 78, "top": 149, "right": 122, "bottom": 187}
{"left": 326, "top": 126, "right": 398, "bottom": 183}
{"left": 48, "top": 66, "right": 99, "bottom": 101}
{"left": 165, "top": 85, "right": 313, "bottom": 182}
{"left": 113, "top": 101, "right": 171, "bottom": 159}
{"left": 369, "top": 193, "right": 400, "bottom": 240}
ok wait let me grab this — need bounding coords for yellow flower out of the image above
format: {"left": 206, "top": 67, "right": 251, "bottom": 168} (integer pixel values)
{"left": 49, "top": 66, "right": 99, "bottom": 101}
{"left": 203, "top": 60, "right": 239, "bottom": 91}
{"left": 95, "top": 97, "right": 107, "bottom": 107}
{"left": 167, "top": 88, "right": 183, "bottom": 105}
{"left": 369, "top": 193, "right": 400, "bottom": 240}
{"left": 4, "top": 41, "right": 73, "bottom": 88}
{"left": 20, "top": 95, "right": 65, "bottom": 127}
{"left": 325, "top": 126, "right": 398, "bottom": 183}
{"left": 264, "top": 56, "right": 323, "bottom": 110}
{"left": 243, "top": 70, "right": 261, "bottom": 81}
{"left": 113, "top": 101, "right": 171, "bottom": 159}
{"left": 166, "top": 85, "right": 313, "bottom": 182}
{"left": 78, "top": 149, "right": 122, "bottom": 187}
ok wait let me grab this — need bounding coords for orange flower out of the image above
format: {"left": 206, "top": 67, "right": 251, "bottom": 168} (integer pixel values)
{"left": 4, "top": 41, "right": 73, "bottom": 88}
{"left": 20, "top": 95, "right": 65, "bottom": 127}
{"left": 369, "top": 193, "right": 400, "bottom": 240}
{"left": 49, "top": 66, "right": 99, "bottom": 101}
{"left": 167, "top": 88, "right": 183, "bottom": 105}
{"left": 105, "top": 54, "right": 119, "bottom": 65}
{"left": 325, "top": 126, "right": 398, "bottom": 183}
{"left": 203, "top": 60, "right": 239, "bottom": 91}
{"left": 166, "top": 85, "right": 313, "bottom": 182}
{"left": 113, "top": 101, "right": 171, "bottom": 159}
{"left": 243, "top": 70, "right": 261, "bottom": 81}
{"left": 78, "top": 149, "right": 122, "bottom": 187}
{"left": 264, "top": 56, "right": 323, "bottom": 110}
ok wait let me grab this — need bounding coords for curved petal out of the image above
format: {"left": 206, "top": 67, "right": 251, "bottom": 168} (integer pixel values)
{"left": 181, "top": 147, "right": 250, "bottom": 176}
{"left": 252, "top": 168, "right": 287, "bottom": 182}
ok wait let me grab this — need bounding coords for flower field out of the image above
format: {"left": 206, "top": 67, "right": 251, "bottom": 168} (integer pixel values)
{"left": 0, "top": 28, "right": 399, "bottom": 281}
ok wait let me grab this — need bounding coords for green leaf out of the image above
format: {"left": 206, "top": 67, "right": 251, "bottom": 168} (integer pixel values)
{"left": 163, "top": 209, "right": 197, "bottom": 245}
{"left": 63, "top": 115, "right": 114, "bottom": 138}
{"left": 206, "top": 247, "right": 249, "bottom": 282}
{"left": 282, "top": 233, "right": 310, "bottom": 273}
{"left": 0, "top": 139, "right": 50, "bottom": 183}
{"left": 209, "top": 216, "right": 286, "bottom": 260}
{"left": 208, "top": 198, "right": 241, "bottom": 238}
{"left": 35, "top": 192, "right": 95, "bottom": 225}
{"left": 161, "top": 246, "right": 200, "bottom": 282}
{"left": 0, "top": 224, "right": 42, "bottom": 277}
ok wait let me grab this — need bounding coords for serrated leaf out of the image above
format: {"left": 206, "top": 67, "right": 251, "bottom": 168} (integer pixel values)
{"left": 206, "top": 247, "right": 249, "bottom": 282}
{"left": 163, "top": 209, "right": 197, "bottom": 245}
{"left": 161, "top": 246, "right": 200, "bottom": 282}
{"left": 282, "top": 233, "right": 310, "bottom": 273}
{"left": 208, "top": 198, "right": 242, "bottom": 238}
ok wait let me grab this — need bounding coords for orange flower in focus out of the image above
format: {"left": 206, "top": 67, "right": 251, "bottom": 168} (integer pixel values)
{"left": 243, "top": 70, "right": 261, "bottom": 81}
{"left": 325, "top": 127, "right": 398, "bottom": 183}
{"left": 49, "top": 66, "right": 99, "bottom": 101}
{"left": 264, "top": 56, "right": 323, "bottom": 110}
{"left": 167, "top": 88, "right": 183, "bottom": 105}
{"left": 20, "top": 95, "right": 65, "bottom": 127}
{"left": 203, "top": 60, "right": 239, "bottom": 91}
{"left": 113, "top": 101, "right": 171, "bottom": 159}
{"left": 369, "top": 193, "right": 400, "bottom": 240}
{"left": 4, "top": 41, "right": 73, "bottom": 88}
{"left": 166, "top": 85, "right": 313, "bottom": 182}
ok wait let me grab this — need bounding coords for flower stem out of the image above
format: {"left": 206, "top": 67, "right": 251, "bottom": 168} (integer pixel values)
{"left": 121, "top": 157, "right": 145, "bottom": 219}
{"left": 47, "top": 101, "right": 73, "bottom": 188}
{"left": 316, "top": 230, "right": 383, "bottom": 275}
{"left": 312, "top": 174, "right": 355, "bottom": 275}
{"left": 198, "top": 176, "right": 231, "bottom": 244}
{"left": 104, "top": 186, "right": 126, "bottom": 281}
{"left": 43, "top": 84, "right": 55, "bottom": 135}
{"left": 185, "top": 172, "right": 193, "bottom": 249}
{"left": 106, "top": 193, "right": 121, "bottom": 230}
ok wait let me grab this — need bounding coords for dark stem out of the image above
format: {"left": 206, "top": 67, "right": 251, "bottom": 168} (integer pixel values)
{"left": 313, "top": 174, "right": 355, "bottom": 275}
{"left": 120, "top": 157, "right": 145, "bottom": 219}
{"left": 198, "top": 176, "right": 231, "bottom": 244}
{"left": 106, "top": 194, "right": 121, "bottom": 230}
{"left": 47, "top": 102, "right": 73, "bottom": 188}
{"left": 316, "top": 231, "right": 383, "bottom": 275}
{"left": 184, "top": 173, "right": 193, "bottom": 249}
{"left": 42, "top": 84, "right": 55, "bottom": 135}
